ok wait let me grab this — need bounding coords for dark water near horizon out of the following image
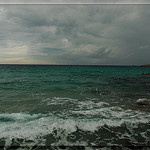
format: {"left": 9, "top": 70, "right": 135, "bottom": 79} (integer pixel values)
{"left": 0, "top": 65, "right": 150, "bottom": 149}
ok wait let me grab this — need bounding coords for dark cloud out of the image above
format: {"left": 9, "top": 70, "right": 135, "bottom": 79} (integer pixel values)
{"left": 0, "top": 4, "right": 150, "bottom": 65}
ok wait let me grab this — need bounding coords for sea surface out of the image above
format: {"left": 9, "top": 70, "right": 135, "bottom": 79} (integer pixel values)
{"left": 0, "top": 65, "right": 150, "bottom": 149}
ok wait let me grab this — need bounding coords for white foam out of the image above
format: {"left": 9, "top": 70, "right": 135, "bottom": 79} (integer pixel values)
{"left": 78, "top": 101, "right": 110, "bottom": 110}
{"left": 41, "top": 97, "right": 110, "bottom": 113}
{"left": 0, "top": 106, "right": 149, "bottom": 147}
{"left": 0, "top": 113, "right": 39, "bottom": 121}
{"left": 41, "top": 97, "right": 78, "bottom": 105}
{"left": 136, "top": 98, "right": 150, "bottom": 105}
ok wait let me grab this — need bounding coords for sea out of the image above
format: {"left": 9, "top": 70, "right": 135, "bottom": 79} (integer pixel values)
{"left": 0, "top": 65, "right": 150, "bottom": 150}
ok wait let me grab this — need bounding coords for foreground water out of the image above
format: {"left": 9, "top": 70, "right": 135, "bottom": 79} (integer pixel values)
{"left": 0, "top": 65, "right": 150, "bottom": 149}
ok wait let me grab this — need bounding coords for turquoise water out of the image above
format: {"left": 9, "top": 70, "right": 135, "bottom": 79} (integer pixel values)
{"left": 0, "top": 65, "right": 150, "bottom": 149}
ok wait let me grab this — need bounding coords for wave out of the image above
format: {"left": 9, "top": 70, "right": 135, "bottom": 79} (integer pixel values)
{"left": 0, "top": 106, "right": 150, "bottom": 148}
{"left": 136, "top": 98, "right": 150, "bottom": 105}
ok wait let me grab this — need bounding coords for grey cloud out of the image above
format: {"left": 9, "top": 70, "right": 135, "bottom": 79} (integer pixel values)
{"left": 0, "top": 5, "right": 150, "bottom": 65}
{"left": 0, "top": 0, "right": 150, "bottom": 4}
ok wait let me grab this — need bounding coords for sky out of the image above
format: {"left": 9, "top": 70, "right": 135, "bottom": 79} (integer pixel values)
{"left": 0, "top": 3, "right": 150, "bottom": 65}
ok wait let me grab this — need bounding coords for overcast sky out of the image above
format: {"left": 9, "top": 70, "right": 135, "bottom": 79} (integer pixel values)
{"left": 0, "top": 4, "right": 150, "bottom": 65}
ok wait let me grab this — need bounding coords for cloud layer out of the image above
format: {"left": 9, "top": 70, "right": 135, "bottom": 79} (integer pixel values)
{"left": 0, "top": 4, "right": 150, "bottom": 65}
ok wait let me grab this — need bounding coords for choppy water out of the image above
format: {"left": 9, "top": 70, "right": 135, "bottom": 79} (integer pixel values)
{"left": 0, "top": 65, "right": 150, "bottom": 149}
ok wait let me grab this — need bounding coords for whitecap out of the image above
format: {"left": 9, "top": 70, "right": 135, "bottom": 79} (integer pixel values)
{"left": 0, "top": 107, "right": 149, "bottom": 147}
{"left": 136, "top": 98, "right": 150, "bottom": 105}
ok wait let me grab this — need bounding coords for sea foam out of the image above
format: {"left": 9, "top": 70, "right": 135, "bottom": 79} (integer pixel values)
{"left": 0, "top": 106, "right": 150, "bottom": 148}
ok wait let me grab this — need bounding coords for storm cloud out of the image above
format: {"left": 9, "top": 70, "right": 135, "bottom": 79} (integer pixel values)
{"left": 0, "top": 4, "right": 150, "bottom": 65}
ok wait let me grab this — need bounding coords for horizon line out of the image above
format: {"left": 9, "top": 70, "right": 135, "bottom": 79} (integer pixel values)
{"left": 0, "top": 63, "right": 136, "bottom": 66}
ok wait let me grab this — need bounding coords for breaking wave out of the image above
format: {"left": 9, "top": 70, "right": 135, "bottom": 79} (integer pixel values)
{"left": 0, "top": 105, "right": 150, "bottom": 149}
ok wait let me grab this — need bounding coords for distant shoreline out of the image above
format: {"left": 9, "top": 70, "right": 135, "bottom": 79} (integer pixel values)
{"left": 139, "top": 64, "right": 150, "bottom": 67}
{"left": 133, "top": 64, "right": 150, "bottom": 67}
